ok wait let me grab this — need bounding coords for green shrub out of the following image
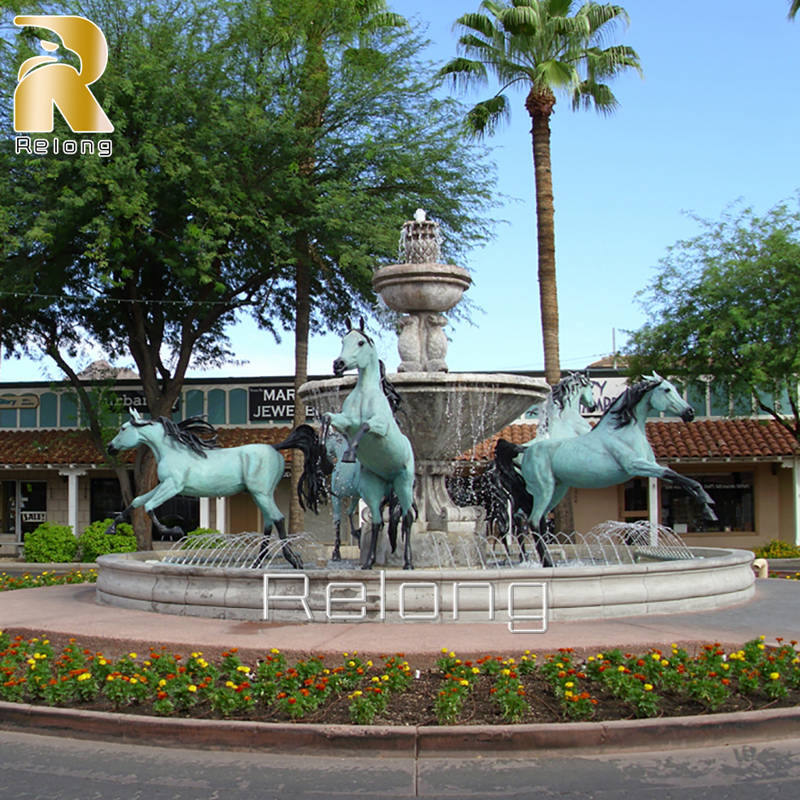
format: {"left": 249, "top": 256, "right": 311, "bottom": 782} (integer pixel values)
{"left": 23, "top": 522, "right": 77, "bottom": 563}
{"left": 78, "top": 519, "right": 137, "bottom": 562}
{"left": 181, "top": 528, "right": 225, "bottom": 549}
{"left": 753, "top": 539, "right": 800, "bottom": 559}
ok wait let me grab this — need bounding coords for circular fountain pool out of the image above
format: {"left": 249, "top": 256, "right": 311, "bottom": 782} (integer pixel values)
{"left": 96, "top": 545, "right": 754, "bottom": 623}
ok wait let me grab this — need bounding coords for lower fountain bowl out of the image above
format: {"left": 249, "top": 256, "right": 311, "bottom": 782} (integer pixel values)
{"left": 96, "top": 547, "right": 755, "bottom": 623}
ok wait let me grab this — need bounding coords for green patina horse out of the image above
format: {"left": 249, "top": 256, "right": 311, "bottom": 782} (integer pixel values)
{"left": 325, "top": 321, "right": 415, "bottom": 569}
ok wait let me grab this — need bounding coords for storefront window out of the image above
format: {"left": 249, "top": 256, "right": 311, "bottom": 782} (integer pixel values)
{"left": 660, "top": 472, "right": 754, "bottom": 533}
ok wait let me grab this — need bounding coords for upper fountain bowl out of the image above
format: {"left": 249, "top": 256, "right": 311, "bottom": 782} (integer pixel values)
{"left": 299, "top": 371, "right": 548, "bottom": 461}
{"left": 372, "top": 263, "right": 472, "bottom": 313}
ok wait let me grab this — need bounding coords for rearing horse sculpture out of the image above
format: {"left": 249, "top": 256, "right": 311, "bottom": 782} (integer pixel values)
{"left": 512, "top": 374, "right": 717, "bottom": 559}
{"left": 325, "top": 321, "right": 415, "bottom": 569}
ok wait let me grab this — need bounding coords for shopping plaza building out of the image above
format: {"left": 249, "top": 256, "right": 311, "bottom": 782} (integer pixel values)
{"left": 1, "top": 366, "right": 798, "bottom": 555}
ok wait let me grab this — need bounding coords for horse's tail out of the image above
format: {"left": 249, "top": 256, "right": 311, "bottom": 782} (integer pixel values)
{"left": 275, "top": 424, "right": 333, "bottom": 513}
{"left": 494, "top": 438, "right": 533, "bottom": 517}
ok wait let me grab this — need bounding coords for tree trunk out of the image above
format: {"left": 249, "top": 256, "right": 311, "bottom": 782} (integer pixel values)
{"left": 527, "top": 88, "right": 572, "bottom": 535}
{"left": 526, "top": 87, "right": 560, "bottom": 387}
{"left": 290, "top": 253, "right": 312, "bottom": 534}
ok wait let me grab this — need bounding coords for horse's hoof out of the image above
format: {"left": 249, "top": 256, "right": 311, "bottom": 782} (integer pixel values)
{"left": 341, "top": 450, "right": 357, "bottom": 463}
{"left": 403, "top": 562, "right": 413, "bottom": 570}
{"left": 361, "top": 561, "right": 374, "bottom": 570}
{"left": 331, "top": 550, "right": 341, "bottom": 562}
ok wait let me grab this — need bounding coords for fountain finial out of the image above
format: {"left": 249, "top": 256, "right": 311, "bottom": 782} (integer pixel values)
{"left": 400, "top": 209, "right": 442, "bottom": 264}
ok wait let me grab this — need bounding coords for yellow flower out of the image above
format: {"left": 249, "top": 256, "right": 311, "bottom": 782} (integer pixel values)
{"left": 270, "top": 648, "right": 280, "bottom": 654}
{"left": 564, "top": 681, "right": 574, "bottom": 689}
{"left": 721, "top": 663, "right": 730, "bottom": 671}
{"left": 366, "top": 660, "right": 373, "bottom": 667}
{"left": 77, "top": 673, "right": 91, "bottom": 682}
{"left": 128, "top": 652, "right": 137, "bottom": 659}
{"left": 158, "top": 679, "right": 167, "bottom": 688}
{"left": 769, "top": 672, "right": 780, "bottom": 681}
{"left": 644, "top": 684, "right": 653, "bottom": 691}
{"left": 587, "top": 656, "right": 595, "bottom": 662}
{"left": 371, "top": 676, "right": 380, "bottom": 683}
{"left": 226, "top": 681, "right": 236, "bottom": 688}
{"left": 564, "top": 690, "right": 573, "bottom": 698}
{"left": 459, "top": 679, "right": 469, "bottom": 687}
{"left": 236, "top": 665, "right": 249, "bottom": 673}
{"left": 350, "top": 690, "right": 363, "bottom": 698}
{"left": 758, "top": 644, "right": 765, "bottom": 651}
{"left": 617, "top": 666, "right": 626, "bottom": 672}
{"left": 661, "top": 660, "right": 669, "bottom": 667}
{"left": 130, "top": 678, "right": 138, "bottom": 685}
{"left": 188, "top": 684, "right": 197, "bottom": 693}
{"left": 471, "top": 667, "right": 480, "bottom": 675}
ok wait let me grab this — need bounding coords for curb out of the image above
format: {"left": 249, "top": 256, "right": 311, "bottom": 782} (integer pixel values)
{"left": 2, "top": 701, "right": 800, "bottom": 756}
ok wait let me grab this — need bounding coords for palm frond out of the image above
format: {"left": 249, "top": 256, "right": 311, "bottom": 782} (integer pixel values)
{"left": 438, "top": 56, "right": 489, "bottom": 89}
{"left": 790, "top": 0, "right": 800, "bottom": 19}
{"left": 465, "top": 95, "right": 511, "bottom": 137}
{"left": 454, "top": 11, "right": 498, "bottom": 40}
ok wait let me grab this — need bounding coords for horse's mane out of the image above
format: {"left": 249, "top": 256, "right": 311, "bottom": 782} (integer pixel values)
{"left": 550, "top": 371, "right": 590, "bottom": 411}
{"left": 133, "top": 415, "right": 220, "bottom": 458}
{"left": 599, "top": 377, "right": 662, "bottom": 430}
{"left": 379, "top": 360, "right": 402, "bottom": 414}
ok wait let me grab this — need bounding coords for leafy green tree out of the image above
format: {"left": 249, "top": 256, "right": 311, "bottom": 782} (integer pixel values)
{"left": 230, "top": 0, "right": 496, "bottom": 530}
{"left": 440, "top": 0, "right": 641, "bottom": 385}
{"left": 1, "top": 0, "right": 300, "bottom": 545}
{"left": 2, "top": 1, "right": 496, "bottom": 541}
{"left": 626, "top": 197, "right": 800, "bottom": 440}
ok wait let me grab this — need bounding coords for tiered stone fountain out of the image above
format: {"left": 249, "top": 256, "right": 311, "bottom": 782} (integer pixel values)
{"left": 298, "top": 211, "right": 549, "bottom": 565}
{"left": 96, "top": 212, "right": 756, "bottom": 622}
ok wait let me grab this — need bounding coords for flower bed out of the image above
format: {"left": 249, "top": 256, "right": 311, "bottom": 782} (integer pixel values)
{"left": 2, "top": 631, "right": 799, "bottom": 726}
{"left": 0, "top": 568, "right": 97, "bottom": 592}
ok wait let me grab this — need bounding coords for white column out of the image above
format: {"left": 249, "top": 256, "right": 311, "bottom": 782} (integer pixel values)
{"left": 794, "top": 459, "right": 800, "bottom": 547}
{"left": 199, "top": 497, "right": 211, "bottom": 529}
{"left": 59, "top": 468, "right": 87, "bottom": 536}
{"left": 215, "top": 496, "right": 228, "bottom": 534}
{"left": 648, "top": 476, "right": 659, "bottom": 545}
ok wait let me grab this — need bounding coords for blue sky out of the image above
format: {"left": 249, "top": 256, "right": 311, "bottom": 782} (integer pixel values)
{"left": 2, "top": 0, "right": 799, "bottom": 382}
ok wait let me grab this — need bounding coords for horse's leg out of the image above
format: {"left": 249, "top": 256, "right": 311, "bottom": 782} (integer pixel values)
{"left": 331, "top": 497, "right": 342, "bottom": 561}
{"left": 626, "top": 459, "right": 718, "bottom": 521}
{"left": 148, "top": 510, "right": 184, "bottom": 540}
{"left": 347, "top": 498, "right": 361, "bottom": 545}
{"left": 273, "top": 517, "right": 303, "bottom": 570}
{"left": 393, "top": 474, "right": 415, "bottom": 571}
{"left": 251, "top": 489, "right": 303, "bottom": 570}
{"left": 341, "top": 422, "right": 370, "bottom": 463}
{"left": 358, "top": 471, "right": 385, "bottom": 570}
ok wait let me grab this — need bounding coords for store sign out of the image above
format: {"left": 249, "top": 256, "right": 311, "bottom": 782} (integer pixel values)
{"left": 0, "top": 393, "right": 39, "bottom": 410}
{"left": 249, "top": 386, "right": 315, "bottom": 423}
{"left": 115, "top": 391, "right": 179, "bottom": 413}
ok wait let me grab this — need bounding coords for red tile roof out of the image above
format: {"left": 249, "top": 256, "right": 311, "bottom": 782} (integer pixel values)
{"left": 0, "top": 419, "right": 797, "bottom": 467}
{"left": 461, "top": 419, "right": 800, "bottom": 462}
{"left": 0, "top": 427, "right": 293, "bottom": 466}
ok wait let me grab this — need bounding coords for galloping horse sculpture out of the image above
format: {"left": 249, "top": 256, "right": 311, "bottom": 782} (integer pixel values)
{"left": 507, "top": 374, "right": 717, "bottom": 561}
{"left": 325, "top": 320, "right": 416, "bottom": 569}
{"left": 325, "top": 431, "right": 362, "bottom": 561}
{"left": 106, "top": 409, "right": 328, "bottom": 569}
{"left": 495, "top": 370, "right": 597, "bottom": 563}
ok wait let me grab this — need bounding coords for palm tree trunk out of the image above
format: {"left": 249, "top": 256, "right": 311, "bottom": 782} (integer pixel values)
{"left": 527, "top": 87, "right": 573, "bottom": 535}
{"left": 526, "top": 87, "right": 560, "bottom": 387}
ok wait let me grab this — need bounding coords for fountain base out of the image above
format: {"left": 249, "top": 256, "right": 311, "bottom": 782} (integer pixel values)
{"left": 96, "top": 547, "right": 755, "bottom": 623}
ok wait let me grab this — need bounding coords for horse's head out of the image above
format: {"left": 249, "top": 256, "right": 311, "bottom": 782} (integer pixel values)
{"left": 645, "top": 373, "right": 695, "bottom": 422}
{"left": 333, "top": 322, "right": 376, "bottom": 377}
{"left": 107, "top": 409, "right": 148, "bottom": 455}
{"left": 573, "top": 372, "right": 597, "bottom": 413}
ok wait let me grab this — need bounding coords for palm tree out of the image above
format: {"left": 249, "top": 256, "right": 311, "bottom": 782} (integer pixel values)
{"left": 440, "top": 0, "right": 641, "bottom": 385}
{"left": 791, "top": 1, "right": 800, "bottom": 20}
